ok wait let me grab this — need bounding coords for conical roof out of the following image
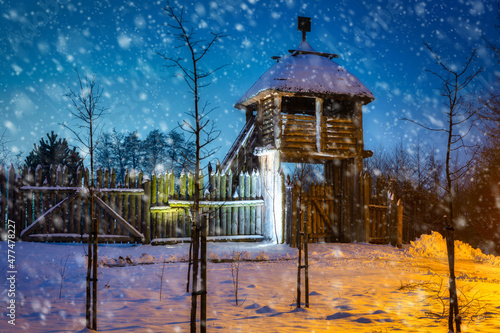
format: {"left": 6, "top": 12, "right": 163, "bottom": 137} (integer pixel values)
{"left": 235, "top": 41, "right": 374, "bottom": 108}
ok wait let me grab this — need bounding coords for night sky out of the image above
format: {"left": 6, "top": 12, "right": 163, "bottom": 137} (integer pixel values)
{"left": 1, "top": 0, "right": 498, "bottom": 166}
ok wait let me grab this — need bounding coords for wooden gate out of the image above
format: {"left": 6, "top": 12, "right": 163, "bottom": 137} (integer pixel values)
{"left": 288, "top": 183, "right": 338, "bottom": 247}
{"left": 287, "top": 173, "right": 404, "bottom": 247}
{"left": 17, "top": 166, "right": 146, "bottom": 243}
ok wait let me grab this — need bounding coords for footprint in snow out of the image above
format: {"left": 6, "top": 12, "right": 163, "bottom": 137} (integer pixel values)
{"left": 309, "top": 291, "right": 321, "bottom": 295}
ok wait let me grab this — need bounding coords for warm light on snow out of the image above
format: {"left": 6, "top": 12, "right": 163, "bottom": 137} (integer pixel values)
{"left": 1, "top": 233, "right": 499, "bottom": 332}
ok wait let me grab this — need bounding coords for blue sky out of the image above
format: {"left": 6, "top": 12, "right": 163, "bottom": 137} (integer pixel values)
{"left": 0, "top": 0, "right": 498, "bottom": 165}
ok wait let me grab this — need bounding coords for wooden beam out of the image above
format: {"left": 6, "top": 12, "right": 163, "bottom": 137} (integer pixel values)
{"left": 311, "top": 199, "right": 335, "bottom": 233}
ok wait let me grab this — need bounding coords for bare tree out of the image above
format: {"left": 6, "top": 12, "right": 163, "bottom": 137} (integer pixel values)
{"left": 290, "top": 163, "right": 318, "bottom": 309}
{"left": 403, "top": 43, "right": 483, "bottom": 333}
{"left": 64, "top": 68, "right": 107, "bottom": 330}
{"left": 158, "top": 3, "right": 226, "bottom": 332}
{"left": 0, "top": 129, "right": 16, "bottom": 166}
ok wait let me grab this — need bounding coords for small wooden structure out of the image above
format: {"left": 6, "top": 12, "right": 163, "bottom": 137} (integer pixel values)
{"left": 222, "top": 17, "right": 375, "bottom": 243}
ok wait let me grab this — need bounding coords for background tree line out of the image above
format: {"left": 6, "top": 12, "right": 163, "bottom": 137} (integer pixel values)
{"left": 23, "top": 128, "right": 195, "bottom": 182}
{"left": 95, "top": 128, "right": 195, "bottom": 180}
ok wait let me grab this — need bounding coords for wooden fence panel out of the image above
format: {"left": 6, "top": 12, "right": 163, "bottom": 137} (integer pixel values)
{"left": 3, "top": 164, "right": 263, "bottom": 243}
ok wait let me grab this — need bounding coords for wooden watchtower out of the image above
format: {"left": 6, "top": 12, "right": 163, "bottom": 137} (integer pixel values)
{"left": 222, "top": 17, "right": 374, "bottom": 243}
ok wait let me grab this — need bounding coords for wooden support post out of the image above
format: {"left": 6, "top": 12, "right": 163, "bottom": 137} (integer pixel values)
{"left": 315, "top": 97, "right": 323, "bottom": 152}
{"left": 397, "top": 199, "right": 403, "bottom": 248}
{"left": 273, "top": 95, "right": 282, "bottom": 149}
{"left": 363, "top": 173, "right": 371, "bottom": 243}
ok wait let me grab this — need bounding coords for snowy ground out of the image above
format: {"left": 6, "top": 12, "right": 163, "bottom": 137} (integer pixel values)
{"left": 1, "top": 232, "right": 500, "bottom": 332}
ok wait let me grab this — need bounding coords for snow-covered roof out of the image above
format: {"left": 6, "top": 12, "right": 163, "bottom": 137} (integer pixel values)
{"left": 235, "top": 41, "right": 375, "bottom": 108}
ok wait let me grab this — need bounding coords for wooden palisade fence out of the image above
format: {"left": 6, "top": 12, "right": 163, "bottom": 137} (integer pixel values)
{"left": 0, "top": 164, "right": 264, "bottom": 244}
{"left": 287, "top": 173, "right": 408, "bottom": 248}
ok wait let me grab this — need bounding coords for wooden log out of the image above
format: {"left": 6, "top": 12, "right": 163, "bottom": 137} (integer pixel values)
{"left": 220, "top": 172, "right": 227, "bottom": 236}
{"left": 14, "top": 170, "right": 23, "bottom": 239}
{"left": 61, "top": 166, "right": 69, "bottom": 233}
{"left": 250, "top": 170, "right": 257, "bottom": 235}
{"left": 151, "top": 172, "right": 158, "bottom": 239}
{"left": 208, "top": 170, "right": 215, "bottom": 235}
{"left": 74, "top": 167, "right": 82, "bottom": 235}
{"left": 232, "top": 188, "right": 238, "bottom": 235}
{"left": 142, "top": 175, "right": 151, "bottom": 243}
{"left": 244, "top": 172, "right": 251, "bottom": 234}
{"left": 25, "top": 167, "right": 34, "bottom": 232}
{"left": 83, "top": 168, "right": 90, "bottom": 234}
{"left": 167, "top": 170, "right": 175, "bottom": 199}
{"left": 227, "top": 170, "right": 233, "bottom": 235}
{"left": 179, "top": 170, "right": 187, "bottom": 200}
{"left": 115, "top": 178, "right": 123, "bottom": 236}
{"left": 238, "top": 172, "right": 245, "bottom": 235}
{"left": 45, "top": 165, "right": 55, "bottom": 233}
{"left": 136, "top": 171, "right": 143, "bottom": 234}
{"left": 164, "top": 173, "right": 171, "bottom": 238}
{"left": 122, "top": 169, "right": 130, "bottom": 236}
{"left": 108, "top": 168, "right": 116, "bottom": 235}
{"left": 0, "top": 165, "right": 7, "bottom": 230}
{"left": 96, "top": 167, "right": 103, "bottom": 235}
{"left": 255, "top": 170, "right": 262, "bottom": 236}
{"left": 102, "top": 167, "right": 110, "bottom": 234}
{"left": 129, "top": 170, "right": 137, "bottom": 237}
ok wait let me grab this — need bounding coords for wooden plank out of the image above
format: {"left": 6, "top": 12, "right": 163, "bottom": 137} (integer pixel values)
{"left": 102, "top": 168, "right": 110, "bottom": 234}
{"left": 129, "top": 170, "right": 136, "bottom": 234}
{"left": 123, "top": 170, "right": 130, "bottom": 236}
{"left": 96, "top": 168, "right": 103, "bottom": 235}
{"left": 27, "top": 233, "right": 133, "bottom": 243}
{"left": 108, "top": 168, "right": 116, "bottom": 235}
{"left": 0, "top": 165, "right": 6, "bottom": 230}
{"left": 82, "top": 168, "right": 90, "bottom": 234}
{"left": 25, "top": 167, "right": 34, "bottom": 232}
{"left": 136, "top": 171, "right": 143, "bottom": 234}
{"left": 250, "top": 171, "right": 257, "bottom": 235}
{"left": 5, "top": 167, "right": 16, "bottom": 232}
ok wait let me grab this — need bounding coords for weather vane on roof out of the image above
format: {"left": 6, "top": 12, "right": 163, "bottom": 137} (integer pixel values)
{"left": 298, "top": 16, "right": 311, "bottom": 42}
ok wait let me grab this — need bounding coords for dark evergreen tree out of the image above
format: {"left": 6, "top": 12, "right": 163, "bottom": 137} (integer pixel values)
{"left": 24, "top": 131, "right": 83, "bottom": 185}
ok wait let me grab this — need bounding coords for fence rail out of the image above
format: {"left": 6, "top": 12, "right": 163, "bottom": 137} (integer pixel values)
{"left": 0, "top": 164, "right": 264, "bottom": 243}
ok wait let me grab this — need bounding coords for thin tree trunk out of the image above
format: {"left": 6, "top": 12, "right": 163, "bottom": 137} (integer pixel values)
{"left": 86, "top": 212, "right": 93, "bottom": 329}
{"left": 190, "top": 223, "right": 199, "bottom": 333}
{"left": 200, "top": 214, "right": 207, "bottom": 333}
{"left": 296, "top": 192, "right": 302, "bottom": 308}
{"left": 445, "top": 95, "right": 460, "bottom": 333}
